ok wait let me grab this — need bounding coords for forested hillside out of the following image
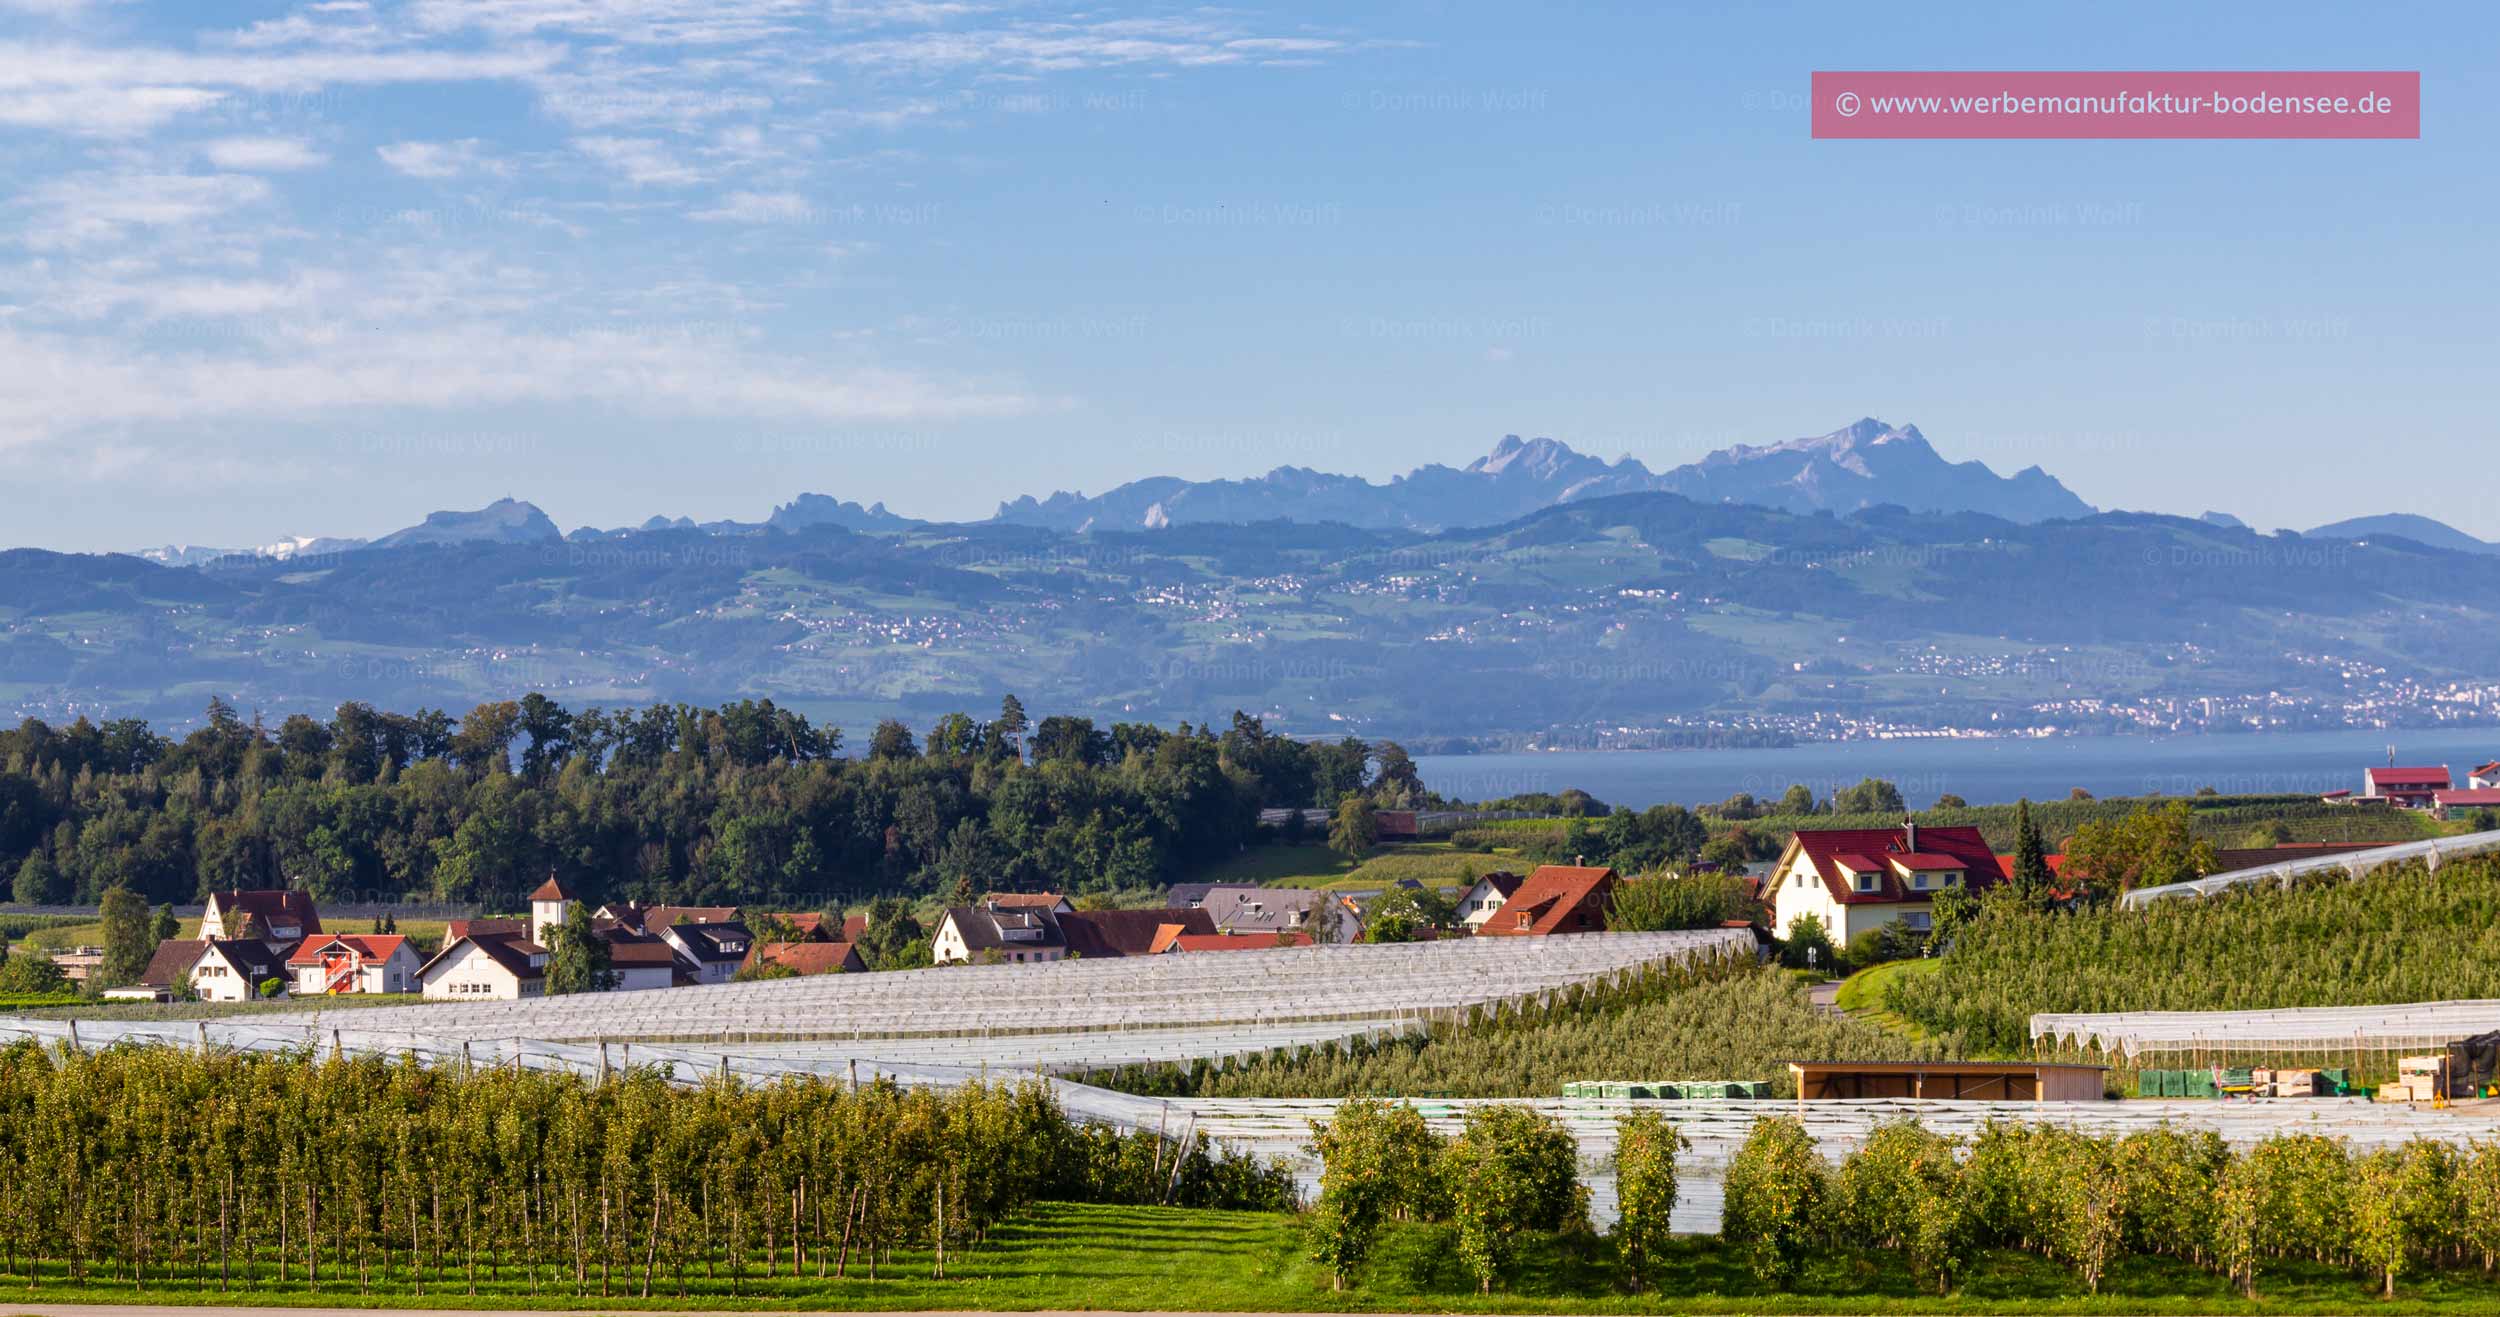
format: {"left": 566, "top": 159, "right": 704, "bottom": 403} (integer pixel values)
{"left": 0, "top": 696, "right": 1407, "bottom": 909}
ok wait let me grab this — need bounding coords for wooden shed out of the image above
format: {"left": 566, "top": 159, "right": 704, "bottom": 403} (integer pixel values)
{"left": 1788, "top": 1060, "right": 2108, "bottom": 1103}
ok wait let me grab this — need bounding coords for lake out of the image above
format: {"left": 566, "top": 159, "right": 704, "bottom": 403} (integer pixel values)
{"left": 1414, "top": 725, "right": 2500, "bottom": 810}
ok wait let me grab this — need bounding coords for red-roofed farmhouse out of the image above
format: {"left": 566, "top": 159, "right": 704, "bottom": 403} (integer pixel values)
{"left": 1769, "top": 822, "right": 2001, "bottom": 944}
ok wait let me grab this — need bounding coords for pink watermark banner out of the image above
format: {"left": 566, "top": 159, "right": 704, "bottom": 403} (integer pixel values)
{"left": 1812, "top": 71, "right": 2419, "bottom": 139}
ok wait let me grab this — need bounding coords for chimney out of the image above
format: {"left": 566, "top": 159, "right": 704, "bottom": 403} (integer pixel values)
{"left": 1902, "top": 816, "right": 1918, "bottom": 853}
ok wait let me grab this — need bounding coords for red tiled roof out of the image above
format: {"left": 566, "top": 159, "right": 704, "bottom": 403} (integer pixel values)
{"left": 2436, "top": 789, "right": 2500, "bottom": 809}
{"left": 1160, "top": 931, "right": 1314, "bottom": 953}
{"left": 840, "top": 913, "right": 869, "bottom": 941}
{"left": 1789, "top": 826, "right": 2002, "bottom": 906}
{"left": 1888, "top": 852, "right": 1967, "bottom": 872}
{"left": 529, "top": 876, "right": 572, "bottom": 902}
{"left": 2476, "top": 761, "right": 2500, "bottom": 778}
{"left": 979, "top": 892, "right": 1068, "bottom": 910}
{"left": 2370, "top": 766, "right": 2451, "bottom": 789}
{"left": 1477, "top": 865, "right": 1618, "bottom": 937}
{"left": 747, "top": 940, "right": 865, "bottom": 975}
{"left": 774, "top": 912, "right": 829, "bottom": 939}
{"left": 285, "top": 934, "right": 409, "bottom": 966}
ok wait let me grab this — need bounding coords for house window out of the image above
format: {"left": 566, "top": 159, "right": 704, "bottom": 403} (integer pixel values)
{"left": 1854, "top": 875, "right": 1874, "bottom": 893}
{"left": 1516, "top": 913, "right": 1532, "bottom": 930}
{"left": 1911, "top": 873, "right": 1930, "bottom": 890}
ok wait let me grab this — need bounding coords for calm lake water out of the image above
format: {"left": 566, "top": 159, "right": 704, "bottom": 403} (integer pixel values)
{"left": 1414, "top": 726, "right": 2500, "bottom": 811}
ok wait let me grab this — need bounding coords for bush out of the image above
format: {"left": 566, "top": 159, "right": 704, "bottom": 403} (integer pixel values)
{"left": 1720, "top": 1116, "right": 1829, "bottom": 1284}
{"left": 1610, "top": 1110, "right": 1683, "bottom": 1292}
{"left": 1305, "top": 1099, "right": 1448, "bottom": 1290}
{"left": 1440, "top": 1105, "right": 1588, "bottom": 1294}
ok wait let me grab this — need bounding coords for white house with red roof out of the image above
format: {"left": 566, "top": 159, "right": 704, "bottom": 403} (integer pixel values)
{"left": 1475, "top": 865, "right": 1618, "bottom": 937}
{"left": 286, "top": 934, "right": 421, "bottom": 996}
{"left": 2471, "top": 761, "right": 2500, "bottom": 791}
{"left": 1768, "top": 822, "right": 2001, "bottom": 944}
{"left": 2363, "top": 765, "right": 2451, "bottom": 810}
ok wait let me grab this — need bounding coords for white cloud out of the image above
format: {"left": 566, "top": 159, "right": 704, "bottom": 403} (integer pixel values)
{"left": 376, "top": 137, "right": 506, "bottom": 179}
{"left": 407, "top": 0, "right": 818, "bottom": 45}
{"left": 573, "top": 134, "right": 702, "bottom": 185}
{"left": 0, "top": 41, "right": 563, "bottom": 137}
{"left": 691, "top": 190, "right": 811, "bottom": 223}
{"left": 14, "top": 172, "right": 273, "bottom": 249}
{"left": 203, "top": 135, "right": 328, "bottom": 171}
{"left": 0, "top": 322, "right": 1043, "bottom": 446}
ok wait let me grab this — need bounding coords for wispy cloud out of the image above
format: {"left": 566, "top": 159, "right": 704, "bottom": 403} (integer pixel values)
{"left": 691, "top": 190, "right": 811, "bottom": 223}
{"left": 203, "top": 135, "right": 328, "bottom": 170}
{"left": 13, "top": 172, "right": 273, "bottom": 249}
{"left": 572, "top": 134, "right": 703, "bottom": 185}
{"left": 0, "top": 40, "right": 564, "bottom": 136}
{"left": 376, "top": 137, "right": 506, "bottom": 178}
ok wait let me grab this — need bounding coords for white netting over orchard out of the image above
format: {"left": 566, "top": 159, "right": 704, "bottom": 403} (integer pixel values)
{"left": 332, "top": 927, "right": 1758, "bottom": 1045}
{"left": 2032, "top": 999, "right": 2500, "bottom": 1058}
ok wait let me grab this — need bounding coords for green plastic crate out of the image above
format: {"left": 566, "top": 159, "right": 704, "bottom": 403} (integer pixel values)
{"left": 2136, "top": 1070, "right": 2164, "bottom": 1098}
{"left": 2321, "top": 1067, "right": 2351, "bottom": 1096}
{"left": 2183, "top": 1070, "right": 2217, "bottom": 1099}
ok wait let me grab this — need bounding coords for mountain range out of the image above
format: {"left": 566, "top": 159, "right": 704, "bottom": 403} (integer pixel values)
{"left": 120, "top": 420, "right": 2492, "bottom": 563}
{"left": 991, "top": 418, "right": 2095, "bottom": 532}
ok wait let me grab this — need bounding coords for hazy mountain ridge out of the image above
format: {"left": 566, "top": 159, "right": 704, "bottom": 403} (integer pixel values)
{"left": 29, "top": 493, "right": 2500, "bottom": 741}
{"left": 991, "top": 418, "right": 2094, "bottom": 532}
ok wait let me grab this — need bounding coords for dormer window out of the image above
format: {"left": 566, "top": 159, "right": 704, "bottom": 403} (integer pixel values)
{"left": 1854, "top": 874, "right": 1875, "bottom": 893}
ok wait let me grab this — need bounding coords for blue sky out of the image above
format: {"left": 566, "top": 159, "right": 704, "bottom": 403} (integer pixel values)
{"left": 2, "top": 0, "right": 2492, "bottom": 551}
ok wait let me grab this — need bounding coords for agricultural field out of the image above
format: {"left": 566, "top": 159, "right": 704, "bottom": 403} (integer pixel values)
{"left": 1478, "top": 792, "right": 2439, "bottom": 855}
{"left": 1092, "top": 960, "right": 1955, "bottom": 1100}
{"left": 1196, "top": 841, "right": 1526, "bottom": 893}
{"left": 1885, "top": 854, "right": 2500, "bottom": 1053}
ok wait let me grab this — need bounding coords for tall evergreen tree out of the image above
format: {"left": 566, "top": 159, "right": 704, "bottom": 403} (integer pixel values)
{"left": 2012, "top": 798, "right": 2053, "bottom": 894}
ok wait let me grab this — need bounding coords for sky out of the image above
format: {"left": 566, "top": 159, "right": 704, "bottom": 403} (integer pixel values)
{"left": 1, "top": 0, "right": 2494, "bottom": 552}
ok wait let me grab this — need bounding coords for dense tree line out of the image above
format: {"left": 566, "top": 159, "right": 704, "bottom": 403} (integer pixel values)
{"left": 0, "top": 697, "right": 1405, "bottom": 909}
{"left": 0, "top": 1041, "right": 1290, "bottom": 1299}
{"left": 1723, "top": 1114, "right": 2500, "bottom": 1300}
{"left": 1886, "top": 855, "right": 2500, "bottom": 1052}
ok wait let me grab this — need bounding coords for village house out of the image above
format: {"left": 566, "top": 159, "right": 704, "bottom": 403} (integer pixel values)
{"left": 199, "top": 889, "right": 321, "bottom": 947}
{"left": 1171, "top": 885, "right": 1360, "bottom": 943}
{"left": 932, "top": 904, "right": 1067, "bottom": 964}
{"left": 286, "top": 933, "right": 421, "bottom": 996}
{"left": 125, "top": 937, "right": 287, "bottom": 1002}
{"left": 2362, "top": 765, "right": 2451, "bottom": 810}
{"left": 2473, "top": 761, "right": 2500, "bottom": 791}
{"left": 1455, "top": 872, "right": 1526, "bottom": 932}
{"left": 1767, "top": 821, "right": 2000, "bottom": 943}
{"left": 1475, "top": 865, "right": 1618, "bottom": 937}
{"left": 419, "top": 930, "right": 548, "bottom": 1000}
{"left": 743, "top": 940, "right": 868, "bottom": 976}
{"left": 660, "top": 920, "right": 754, "bottom": 985}
{"left": 931, "top": 902, "right": 1221, "bottom": 964}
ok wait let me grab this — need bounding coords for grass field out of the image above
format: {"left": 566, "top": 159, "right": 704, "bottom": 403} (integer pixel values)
{"left": 1832, "top": 957, "right": 1954, "bottom": 1048}
{"left": 13, "top": 916, "right": 452, "bottom": 954}
{"left": 6, "top": 1201, "right": 2499, "bottom": 1314}
{"left": 1191, "top": 842, "right": 1525, "bottom": 893}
